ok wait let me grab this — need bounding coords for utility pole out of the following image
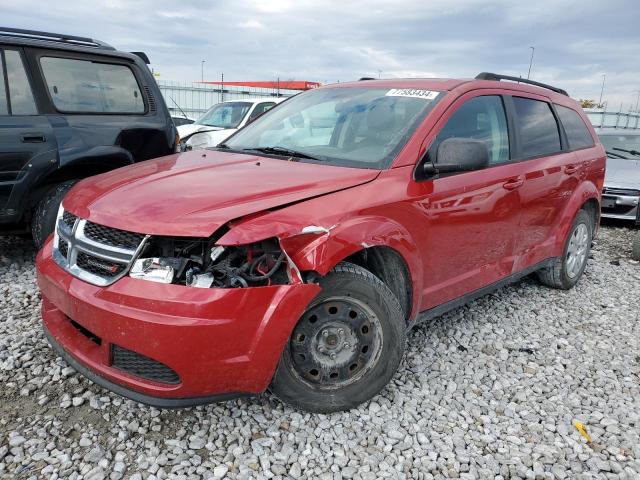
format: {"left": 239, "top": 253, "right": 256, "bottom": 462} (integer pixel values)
{"left": 633, "top": 90, "right": 640, "bottom": 113}
{"left": 527, "top": 46, "right": 535, "bottom": 79}
{"left": 277, "top": 77, "right": 280, "bottom": 97}
{"left": 201, "top": 60, "right": 205, "bottom": 82}
{"left": 378, "top": 69, "right": 382, "bottom": 79}
{"left": 599, "top": 74, "right": 606, "bottom": 107}
{"left": 220, "top": 73, "right": 224, "bottom": 102}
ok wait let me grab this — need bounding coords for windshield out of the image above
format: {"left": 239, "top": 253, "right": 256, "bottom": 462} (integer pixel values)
{"left": 223, "top": 87, "right": 441, "bottom": 169}
{"left": 196, "top": 102, "right": 252, "bottom": 128}
{"left": 599, "top": 134, "right": 640, "bottom": 159}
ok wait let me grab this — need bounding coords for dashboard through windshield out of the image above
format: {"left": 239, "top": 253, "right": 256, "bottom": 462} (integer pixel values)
{"left": 223, "top": 87, "right": 442, "bottom": 169}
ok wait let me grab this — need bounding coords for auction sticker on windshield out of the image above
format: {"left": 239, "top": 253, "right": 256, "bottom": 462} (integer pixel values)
{"left": 385, "top": 89, "right": 439, "bottom": 100}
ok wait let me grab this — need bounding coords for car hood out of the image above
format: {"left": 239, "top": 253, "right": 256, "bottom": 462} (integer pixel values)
{"left": 64, "top": 150, "right": 380, "bottom": 237}
{"left": 604, "top": 157, "right": 640, "bottom": 189}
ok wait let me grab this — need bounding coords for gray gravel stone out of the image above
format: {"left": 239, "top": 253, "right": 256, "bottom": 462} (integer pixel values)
{"left": 0, "top": 225, "right": 639, "bottom": 479}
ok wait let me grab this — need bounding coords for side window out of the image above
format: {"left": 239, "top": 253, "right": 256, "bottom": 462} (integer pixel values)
{"left": 512, "top": 97, "right": 561, "bottom": 158}
{"left": 556, "top": 105, "right": 594, "bottom": 149}
{"left": 434, "top": 96, "right": 509, "bottom": 165}
{"left": 248, "top": 102, "right": 276, "bottom": 122}
{"left": 0, "top": 52, "right": 7, "bottom": 115}
{"left": 4, "top": 50, "right": 37, "bottom": 115}
{"left": 40, "top": 57, "right": 144, "bottom": 113}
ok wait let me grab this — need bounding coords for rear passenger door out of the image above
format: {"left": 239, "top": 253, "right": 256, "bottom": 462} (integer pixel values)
{"left": 506, "top": 95, "right": 576, "bottom": 269}
{"left": 0, "top": 48, "right": 56, "bottom": 216}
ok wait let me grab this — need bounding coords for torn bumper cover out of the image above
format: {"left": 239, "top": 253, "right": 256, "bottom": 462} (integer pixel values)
{"left": 36, "top": 240, "right": 319, "bottom": 407}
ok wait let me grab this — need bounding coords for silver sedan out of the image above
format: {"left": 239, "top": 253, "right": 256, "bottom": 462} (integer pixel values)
{"left": 597, "top": 129, "right": 640, "bottom": 224}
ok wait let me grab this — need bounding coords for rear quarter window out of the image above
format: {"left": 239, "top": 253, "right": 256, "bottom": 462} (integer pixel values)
{"left": 40, "top": 57, "right": 145, "bottom": 114}
{"left": 556, "top": 105, "right": 594, "bottom": 149}
{"left": 512, "top": 97, "right": 561, "bottom": 158}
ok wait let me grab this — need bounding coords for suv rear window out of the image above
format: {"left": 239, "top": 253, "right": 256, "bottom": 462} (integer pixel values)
{"left": 556, "top": 105, "right": 594, "bottom": 149}
{"left": 512, "top": 97, "right": 561, "bottom": 158}
{"left": 40, "top": 57, "right": 144, "bottom": 113}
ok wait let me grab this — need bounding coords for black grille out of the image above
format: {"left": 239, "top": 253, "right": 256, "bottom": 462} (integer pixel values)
{"left": 58, "top": 240, "right": 68, "bottom": 259}
{"left": 143, "top": 86, "right": 156, "bottom": 112}
{"left": 83, "top": 222, "right": 145, "bottom": 250}
{"left": 76, "top": 251, "right": 126, "bottom": 277}
{"left": 62, "top": 211, "right": 77, "bottom": 229}
{"left": 111, "top": 345, "right": 180, "bottom": 384}
{"left": 602, "top": 204, "right": 637, "bottom": 216}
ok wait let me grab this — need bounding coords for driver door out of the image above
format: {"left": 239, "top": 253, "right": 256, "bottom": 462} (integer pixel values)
{"left": 411, "top": 93, "right": 524, "bottom": 310}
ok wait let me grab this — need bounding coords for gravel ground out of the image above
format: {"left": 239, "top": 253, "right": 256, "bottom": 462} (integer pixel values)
{"left": 1, "top": 224, "right": 639, "bottom": 480}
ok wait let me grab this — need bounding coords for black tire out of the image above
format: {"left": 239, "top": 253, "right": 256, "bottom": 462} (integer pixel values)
{"left": 632, "top": 234, "right": 640, "bottom": 261}
{"left": 536, "top": 209, "right": 592, "bottom": 290}
{"left": 31, "top": 181, "right": 76, "bottom": 249}
{"left": 270, "top": 262, "right": 406, "bottom": 412}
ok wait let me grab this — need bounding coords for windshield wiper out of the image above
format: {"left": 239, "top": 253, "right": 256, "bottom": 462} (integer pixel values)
{"left": 613, "top": 147, "right": 640, "bottom": 157}
{"left": 605, "top": 150, "right": 627, "bottom": 159}
{"left": 242, "top": 146, "right": 321, "bottom": 160}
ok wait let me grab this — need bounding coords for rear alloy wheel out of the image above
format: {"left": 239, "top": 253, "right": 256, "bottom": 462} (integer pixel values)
{"left": 270, "top": 262, "right": 406, "bottom": 412}
{"left": 537, "top": 209, "right": 592, "bottom": 290}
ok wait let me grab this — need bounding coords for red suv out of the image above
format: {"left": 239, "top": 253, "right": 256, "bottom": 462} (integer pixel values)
{"left": 36, "top": 73, "right": 605, "bottom": 412}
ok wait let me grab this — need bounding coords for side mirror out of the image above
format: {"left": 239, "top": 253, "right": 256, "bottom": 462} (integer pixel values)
{"left": 423, "top": 138, "right": 490, "bottom": 176}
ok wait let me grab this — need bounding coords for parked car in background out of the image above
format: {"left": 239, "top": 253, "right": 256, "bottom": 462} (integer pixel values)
{"left": 0, "top": 27, "right": 178, "bottom": 246}
{"left": 597, "top": 129, "right": 640, "bottom": 224}
{"left": 37, "top": 73, "right": 604, "bottom": 412}
{"left": 178, "top": 98, "right": 284, "bottom": 149}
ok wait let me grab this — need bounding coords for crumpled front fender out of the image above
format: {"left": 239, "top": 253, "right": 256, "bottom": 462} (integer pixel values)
{"left": 217, "top": 213, "right": 423, "bottom": 316}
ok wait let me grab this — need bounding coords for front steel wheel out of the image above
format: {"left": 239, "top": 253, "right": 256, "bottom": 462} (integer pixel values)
{"left": 270, "top": 262, "right": 406, "bottom": 412}
{"left": 288, "top": 296, "right": 383, "bottom": 389}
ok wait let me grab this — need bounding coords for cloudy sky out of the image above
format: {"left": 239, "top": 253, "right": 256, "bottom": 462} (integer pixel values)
{"left": 2, "top": 0, "right": 639, "bottom": 111}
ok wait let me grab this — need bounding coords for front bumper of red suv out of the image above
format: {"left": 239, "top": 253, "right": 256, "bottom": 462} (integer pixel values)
{"left": 36, "top": 240, "right": 320, "bottom": 407}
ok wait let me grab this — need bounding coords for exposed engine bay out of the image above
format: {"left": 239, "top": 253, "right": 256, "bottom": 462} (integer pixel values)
{"left": 131, "top": 237, "right": 290, "bottom": 288}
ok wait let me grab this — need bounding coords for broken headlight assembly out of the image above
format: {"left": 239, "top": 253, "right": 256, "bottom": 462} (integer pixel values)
{"left": 129, "top": 237, "right": 289, "bottom": 288}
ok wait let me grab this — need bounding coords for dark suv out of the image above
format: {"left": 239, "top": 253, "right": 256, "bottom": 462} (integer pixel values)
{"left": 0, "top": 27, "right": 177, "bottom": 246}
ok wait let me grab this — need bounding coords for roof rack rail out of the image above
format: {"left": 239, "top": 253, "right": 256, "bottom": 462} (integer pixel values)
{"left": 475, "top": 72, "right": 568, "bottom": 96}
{"left": 0, "top": 27, "right": 114, "bottom": 49}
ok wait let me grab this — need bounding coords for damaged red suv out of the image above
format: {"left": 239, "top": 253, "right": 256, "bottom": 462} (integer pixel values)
{"left": 36, "top": 73, "right": 605, "bottom": 412}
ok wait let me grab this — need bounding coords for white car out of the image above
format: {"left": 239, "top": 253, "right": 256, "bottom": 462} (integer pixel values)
{"left": 177, "top": 98, "right": 285, "bottom": 149}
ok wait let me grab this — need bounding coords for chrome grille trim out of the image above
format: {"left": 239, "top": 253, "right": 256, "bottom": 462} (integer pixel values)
{"left": 53, "top": 208, "right": 149, "bottom": 287}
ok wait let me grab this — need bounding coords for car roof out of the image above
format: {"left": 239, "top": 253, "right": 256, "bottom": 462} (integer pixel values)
{"left": 0, "top": 27, "right": 140, "bottom": 62}
{"left": 326, "top": 77, "right": 574, "bottom": 105}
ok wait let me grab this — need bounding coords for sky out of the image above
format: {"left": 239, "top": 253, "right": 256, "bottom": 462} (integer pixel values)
{"left": 2, "top": 0, "right": 639, "bottom": 112}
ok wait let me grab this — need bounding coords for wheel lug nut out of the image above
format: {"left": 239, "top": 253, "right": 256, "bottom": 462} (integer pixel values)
{"left": 322, "top": 331, "right": 329, "bottom": 337}
{"left": 330, "top": 353, "right": 336, "bottom": 359}
{"left": 344, "top": 343, "right": 350, "bottom": 348}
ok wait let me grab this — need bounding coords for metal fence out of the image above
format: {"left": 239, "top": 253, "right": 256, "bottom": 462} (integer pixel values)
{"left": 585, "top": 110, "right": 640, "bottom": 130}
{"left": 157, "top": 80, "right": 297, "bottom": 120}
{"left": 156, "top": 82, "right": 640, "bottom": 129}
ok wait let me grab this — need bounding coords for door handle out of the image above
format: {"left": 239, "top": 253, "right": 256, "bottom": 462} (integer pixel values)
{"left": 565, "top": 164, "right": 579, "bottom": 174}
{"left": 503, "top": 177, "right": 524, "bottom": 190}
{"left": 21, "top": 133, "right": 46, "bottom": 143}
